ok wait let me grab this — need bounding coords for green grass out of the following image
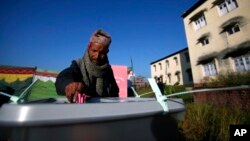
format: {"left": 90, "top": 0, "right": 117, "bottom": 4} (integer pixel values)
{"left": 25, "top": 80, "right": 64, "bottom": 101}
{"left": 136, "top": 86, "right": 155, "bottom": 97}
{"left": 177, "top": 71, "right": 250, "bottom": 141}
{"left": 178, "top": 103, "right": 250, "bottom": 141}
{"left": 134, "top": 79, "right": 250, "bottom": 141}
{"left": 202, "top": 71, "right": 250, "bottom": 87}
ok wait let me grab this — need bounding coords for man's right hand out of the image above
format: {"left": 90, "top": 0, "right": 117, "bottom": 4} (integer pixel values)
{"left": 65, "top": 82, "right": 84, "bottom": 103}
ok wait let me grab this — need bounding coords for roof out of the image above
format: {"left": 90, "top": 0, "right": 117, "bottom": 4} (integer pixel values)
{"left": 150, "top": 47, "right": 188, "bottom": 65}
{"left": 35, "top": 71, "right": 58, "bottom": 77}
{"left": 181, "top": 0, "right": 207, "bottom": 18}
{"left": 0, "top": 65, "right": 36, "bottom": 74}
{"left": 0, "top": 65, "right": 58, "bottom": 77}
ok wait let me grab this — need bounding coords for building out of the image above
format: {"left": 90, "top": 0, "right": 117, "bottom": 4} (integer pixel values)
{"left": 34, "top": 69, "right": 58, "bottom": 83}
{"left": 182, "top": 0, "right": 250, "bottom": 84}
{"left": 150, "top": 48, "right": 193, "bottom": 85}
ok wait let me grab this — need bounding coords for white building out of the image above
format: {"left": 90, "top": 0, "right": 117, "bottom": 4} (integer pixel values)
{"left": 150, "top": 48, "right": 193, "bottom": 85}
{"left": 182, "top": 0, "right": 250, "bottom": 84}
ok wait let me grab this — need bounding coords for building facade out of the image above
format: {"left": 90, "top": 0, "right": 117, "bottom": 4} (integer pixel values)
{"left": 182, "top": 0, "right": 250, "bottom": 84}
{"left": 150, "top": 48, "right": 193, "bottom": 85}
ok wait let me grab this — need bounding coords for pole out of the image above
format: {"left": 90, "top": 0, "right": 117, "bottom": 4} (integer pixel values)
{"left": 130, "top": 56, "right": 136, "bottom": 90}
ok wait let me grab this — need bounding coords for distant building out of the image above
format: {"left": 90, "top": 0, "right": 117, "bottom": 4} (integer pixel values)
{"left": 134, "top": 76, "right": 149, "bottom": 88}
{"left": 0, "top": 65, "right": 58, "bottom": 84}
{"left": 34, "top": 69, "right": 58, "bottom": 83}
{"left": 182, "top": 0, "right": 250, "bottom": 84}
{"left": 150, "top": 48, "right": 193, "bottom": 85}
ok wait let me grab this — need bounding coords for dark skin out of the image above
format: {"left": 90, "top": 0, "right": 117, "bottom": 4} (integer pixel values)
{"left": 65, "top": 42, "right": 109, "bottom": 102}
{"left": 88, "top": 42, "right": 109, "bottom": 66}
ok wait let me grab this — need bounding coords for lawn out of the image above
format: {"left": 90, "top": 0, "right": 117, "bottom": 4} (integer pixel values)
{"left": 26, "top": 80, "right": 64, "bottom": 101}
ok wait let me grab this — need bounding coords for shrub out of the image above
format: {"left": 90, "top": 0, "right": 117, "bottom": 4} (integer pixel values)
{"left": 202, "top": 71, "right": 250, "bottom": 87}
{"left": 165, "top": 85, "right": 186, "bottom": 95}
{"left": 178, "top": 103, "right": 250, "bottom": 141}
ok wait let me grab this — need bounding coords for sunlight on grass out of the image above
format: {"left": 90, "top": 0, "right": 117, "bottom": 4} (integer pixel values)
{"left": 26, "top": 80, "right": 64, "bottom": 101}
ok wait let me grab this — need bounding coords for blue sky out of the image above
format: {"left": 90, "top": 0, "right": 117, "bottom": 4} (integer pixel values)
{"left": 0, "top": 0, "right": 197, "bottom": 77}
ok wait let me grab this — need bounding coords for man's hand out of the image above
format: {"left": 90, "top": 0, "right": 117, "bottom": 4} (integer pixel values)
{"left": 65, "top": 82, "right": 84, "bottom": 103}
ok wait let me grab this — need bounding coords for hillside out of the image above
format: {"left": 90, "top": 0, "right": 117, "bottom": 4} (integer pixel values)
{"left": 26, "top": 80, "right": 64, "bottom": 101}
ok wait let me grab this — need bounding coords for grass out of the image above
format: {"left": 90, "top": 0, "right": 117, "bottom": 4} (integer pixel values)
{"left": 177, "top": 71, "right": 250, "bottom": 141}
{"left": 178, "top": 103, "right": 250, "bottom": 141}
{"left": 136, "top": 86, "right": 155, "bottom": 97}
{"left": 134, "top": 72, "right": 250, "bottom": 141}
{"left": 25, "top": 80, "right": 64, "bottom": 101}
{"left": 202, "top": 71, "right": 250, "bottom": 87}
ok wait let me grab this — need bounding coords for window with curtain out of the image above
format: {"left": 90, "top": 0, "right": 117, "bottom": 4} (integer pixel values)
{"left": 203, "top": 62, "right": 217, "bottom": 76}
{"left": 234, "top": 55, "right": 250, "bottom": 72}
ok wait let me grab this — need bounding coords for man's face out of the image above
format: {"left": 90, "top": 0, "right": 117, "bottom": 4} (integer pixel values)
{"left": 88, "top": 42, "right": 109, "bottom": 65}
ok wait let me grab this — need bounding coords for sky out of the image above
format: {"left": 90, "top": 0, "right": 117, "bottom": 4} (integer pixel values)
{"left": 0, "top": 0, "right": 198, "bottom": 77}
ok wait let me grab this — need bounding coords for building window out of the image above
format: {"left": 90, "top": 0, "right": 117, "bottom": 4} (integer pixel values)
{"left": 174, "top": 57, "right": 178, "bottom": 66}
{"left": 234, "top": 55, "right": 250, "bottom": 72}
{"left": 159, "top": 63, "right": 162, "bottom": 70}
{"left": 166, "top": 60, "right": 169, "bottom": 68}
{"left": 167, "top": 73, "right": 171, "bottom": 83}
{"left": 200, "top": 38, "right": 209, "bottom": 46}
{"left": 159, "top": 75, "right": 163, "bottom": 82}
{"left": 217, "top": 0, "right": 238, "bottom": 16}
{"left": 184, "top": 52, "right": 190, "bottom": 62}
{"left": 197, "top": 33, "right": 210, "bottom": 46}
{"left": 153, "top": 65, "right": 156, "bottom": 72}
{"left": 175, "top": 71, "right": 181, "bottom": 83}
{"left": 154, "top": 76, "right": 157, "bottom": 80}
{"left": 226, "top": 24, "right": 240, "bottom": 35}
{"left": 203, "top": 62, "right": 217, "bottom": 76}
{"left": 192, "top": 14, "right": 206, "bottom": 31}
{"left": 186, "top": 69, "right": 193, "bottom": 81}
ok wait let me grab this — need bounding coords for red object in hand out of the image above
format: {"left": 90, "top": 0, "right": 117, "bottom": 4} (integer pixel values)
{"left": 74, "top": 92, "right": 90, "bottom": 103}
{"left": 65, "top": 82, "right": 84, "bottom": 103}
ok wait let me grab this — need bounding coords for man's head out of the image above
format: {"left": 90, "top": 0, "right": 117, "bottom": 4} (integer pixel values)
{"left": 88, "top": 29, "right": 111, "bottom": 65}
{"left": 157, "top": 77, "right": 161, "bottom": 82}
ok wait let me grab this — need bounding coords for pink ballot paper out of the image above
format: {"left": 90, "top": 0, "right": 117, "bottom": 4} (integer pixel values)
{"left": 75, "top": 92, "right": 90, "bottom": 103}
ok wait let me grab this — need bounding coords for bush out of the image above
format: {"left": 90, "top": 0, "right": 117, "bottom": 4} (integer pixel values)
{"left": 178, "top": 103, "right": 250, "bottom": 141}
{"left": 202, "top": 71, "right": 250, "bottom": 87}
{"left": 165, "top": 85, "right": 186, "bottom": 95}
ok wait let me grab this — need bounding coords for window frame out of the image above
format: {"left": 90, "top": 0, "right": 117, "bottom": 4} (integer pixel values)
{"left": 167, "top": 73, "right": 171, "bottom": 83}
{"left": 199, "top": 37, "right": 209, "bottom": 46}
{"left": 217, "top": 0, "right": 238, "bottom": 16}
{"left": 159, "top": 63, "right": 162, "bottom": 70}
{"left": 186, "top": 69, "right": 193, "bottom": 81}
{"left": 227, "top": 24, "right": 240, "bottom": 35}
{"left": 184, "top": 52, "right": 190, "bottom": 63}
{"left": 192, "top": 14, "right": 207, "bottom": 31}
{"left": 173, "top": 57, "right": 178, "bottom": 66}
{"left": 203, "top": 62, "right": 217, "bottom": 76}
{"left": 234, "top": 55, "right": 250, "bottom": 72}
{"left": 153, "top": 65, "right": 156, "bottom": 72}
{"left": 166, "top": 60, "right": 169, "bottom": 68}
{"left": 175, "top": 71, "right": 181, "bottom": 82}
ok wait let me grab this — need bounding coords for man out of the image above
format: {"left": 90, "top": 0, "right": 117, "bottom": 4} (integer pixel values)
{"left": 55, "top": 29, "right": 119, "bottom": 103}
{"left": 157, "top": 77, "right": 164, "bottom": 95}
